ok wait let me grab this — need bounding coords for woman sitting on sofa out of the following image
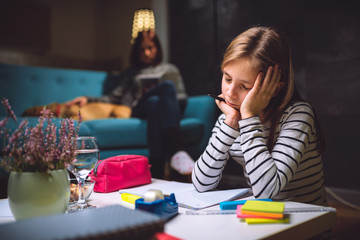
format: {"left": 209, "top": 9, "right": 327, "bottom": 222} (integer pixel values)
{"left": 65, "top": 30, "right": 194, "bottom": 179}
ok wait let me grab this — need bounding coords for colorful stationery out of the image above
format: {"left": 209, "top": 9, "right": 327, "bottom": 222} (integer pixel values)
{"left": 244, "top": 217, "right": 289, "bottom": 224}
{"left": 236, "top": 205, "right": 279, "bottom": 219}
{"left": 241, "top": 200, "right": 285, "bottom": 218}
{"left": 220, "top": 198, "right": 272, "bottom": 210}
{"left": 240, "top": 209, "right": 284, "bottom": 219}
{"left": 237, "top": 200, "right": 288, "bottom": 224}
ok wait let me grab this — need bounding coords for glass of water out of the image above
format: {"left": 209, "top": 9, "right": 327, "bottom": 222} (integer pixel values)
{"left": 67, "top": 136, "right": 100, "bottom": 211}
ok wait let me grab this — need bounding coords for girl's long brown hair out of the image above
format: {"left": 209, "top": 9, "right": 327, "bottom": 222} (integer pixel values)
{"left": 221, "top": 26, "right": 324, "bottom": 153}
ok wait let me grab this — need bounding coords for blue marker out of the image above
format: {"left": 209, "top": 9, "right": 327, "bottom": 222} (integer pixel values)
{"left": 220, "top": 198, "right": 272, "bottom": 210}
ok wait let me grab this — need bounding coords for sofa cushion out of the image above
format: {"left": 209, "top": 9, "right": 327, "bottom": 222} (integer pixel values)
{"left": 83, "top": 118, "right": 147, "bottom": 149}
{"left": 82, "top": 117, "right": 204, "bottom": 150}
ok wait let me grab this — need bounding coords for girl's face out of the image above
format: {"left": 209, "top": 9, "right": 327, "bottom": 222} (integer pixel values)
{"left": 221, "top": 60, "right": 259, "bottom": 110}
{"left": 140, "top": 38, "right": 158, "bottom": 65}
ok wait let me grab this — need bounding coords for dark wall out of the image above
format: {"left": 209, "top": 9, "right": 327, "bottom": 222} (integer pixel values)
{"left": 169, "top": 0, "right": 360, "bottom": 190}
{"left": 0, "top": 1, "right": 51, "bottom": 53}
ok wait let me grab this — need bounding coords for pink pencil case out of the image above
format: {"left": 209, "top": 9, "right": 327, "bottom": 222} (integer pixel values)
{"left": 88, "top": 155, "right": 152, "bottom": 193}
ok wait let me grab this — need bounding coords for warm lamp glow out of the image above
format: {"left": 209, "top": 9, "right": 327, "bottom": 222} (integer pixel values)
{"left": 131, "top": 9, "right": 155, "bottom": 44}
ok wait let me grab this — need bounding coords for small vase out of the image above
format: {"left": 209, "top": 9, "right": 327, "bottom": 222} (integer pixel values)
{"left": 7, "top": 169, "right": 70, "bottom": 220}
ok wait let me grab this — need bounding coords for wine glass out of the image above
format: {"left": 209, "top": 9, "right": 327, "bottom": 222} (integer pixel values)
{"left": 67, "top": 136, "right": 100, "bottom": 212}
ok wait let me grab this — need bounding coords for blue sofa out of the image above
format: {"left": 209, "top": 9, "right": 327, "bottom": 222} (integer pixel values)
{"left": 0, "top": 63, "right": 216, "bottom": 161}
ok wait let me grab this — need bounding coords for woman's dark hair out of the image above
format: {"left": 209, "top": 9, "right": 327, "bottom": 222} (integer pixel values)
{"left": 129, "top": 30, "right": 163, "bottom": 68}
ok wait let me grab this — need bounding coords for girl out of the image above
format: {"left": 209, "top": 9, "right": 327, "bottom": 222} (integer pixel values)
{"left": 192, "top": 26, "right": 327, "bottom": 206}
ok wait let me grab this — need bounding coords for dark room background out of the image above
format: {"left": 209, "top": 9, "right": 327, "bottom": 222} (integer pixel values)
{"left": 0, "top": 0, "right": 359, "bottom": 192}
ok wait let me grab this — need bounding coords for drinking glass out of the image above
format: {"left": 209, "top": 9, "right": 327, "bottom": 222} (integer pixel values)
{"left": 67, "top": 136, "right": 100, "bottom": 211}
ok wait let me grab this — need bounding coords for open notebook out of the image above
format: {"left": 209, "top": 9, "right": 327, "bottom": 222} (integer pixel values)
{"left": 119, "top": 180, "right": 250, "bottom": 210}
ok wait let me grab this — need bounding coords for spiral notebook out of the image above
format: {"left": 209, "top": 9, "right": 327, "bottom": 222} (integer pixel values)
{"left": 0, "top": 205, "right": 164, "bottom": 240}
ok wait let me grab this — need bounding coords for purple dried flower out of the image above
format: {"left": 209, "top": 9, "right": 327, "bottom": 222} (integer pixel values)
{"left": 0, "top": 119, "right": 8, "bottom": 136}
{"left": 0, "top": 119, "right": 7, "bottom": 129}
{"left": 1, "top": 98, "right": 17, "bottom": 123}
{"left": 78, "top": 111, "right": 83, "bottom": 123}
{"left": 0, "top": 98, "right": 81, "bottom": 172}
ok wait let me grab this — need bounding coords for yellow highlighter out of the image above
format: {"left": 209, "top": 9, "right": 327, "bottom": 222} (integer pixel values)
{"left": 121, "top": 193, "right": 142, "bottom": 204}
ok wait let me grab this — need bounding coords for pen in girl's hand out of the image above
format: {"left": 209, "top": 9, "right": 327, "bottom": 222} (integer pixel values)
{"left": 208, "top": 93, "right": 240, "bottom": 112}
{"left": 208, "top": 94, "right": 226, "bottom": 102}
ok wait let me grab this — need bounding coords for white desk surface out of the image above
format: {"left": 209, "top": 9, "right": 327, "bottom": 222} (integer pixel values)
{"left": 0, "top": 179, "right": 336, "bottom": 240}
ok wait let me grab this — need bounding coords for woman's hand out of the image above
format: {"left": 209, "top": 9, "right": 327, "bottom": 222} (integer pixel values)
{"left": 216, "top": 94, "right": 242, "bottom": 129}
{"left": 240, "top": 65, "right": 281, "bottom": 119}
{"left": 65, "top": 96, "right": 88, "bottom": 107}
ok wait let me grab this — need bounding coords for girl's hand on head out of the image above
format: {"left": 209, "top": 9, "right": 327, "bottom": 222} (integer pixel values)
{"left": 240, "top": 65, "right": 281, "bottom": 119}
{"left": 216, "top": 94, "right": 242, "bottom": 129}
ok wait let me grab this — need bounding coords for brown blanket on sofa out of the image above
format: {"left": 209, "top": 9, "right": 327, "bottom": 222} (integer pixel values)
{"left": 22, "top": 102, "right": 132, "bottom": 121}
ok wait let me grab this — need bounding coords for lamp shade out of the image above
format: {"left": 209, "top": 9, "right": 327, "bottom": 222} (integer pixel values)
{"left": 131, "top": 9, "right": 155, "bottom": 43}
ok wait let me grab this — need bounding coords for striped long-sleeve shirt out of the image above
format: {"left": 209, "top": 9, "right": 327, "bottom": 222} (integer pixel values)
{"left": 192, "top": 101, "right": 328, "bottom": 206}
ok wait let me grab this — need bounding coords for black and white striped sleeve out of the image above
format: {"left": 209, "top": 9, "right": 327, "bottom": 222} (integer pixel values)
{"left": 192, "top": 114, "right": 240, "bottom": 192}
{"left": 241, "top": 103, "right": 316, "bottom": 199}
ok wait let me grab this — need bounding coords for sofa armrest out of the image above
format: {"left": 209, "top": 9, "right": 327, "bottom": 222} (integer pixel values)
{"left": 183, "top": 95, "right": 216, "bottom": 156}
